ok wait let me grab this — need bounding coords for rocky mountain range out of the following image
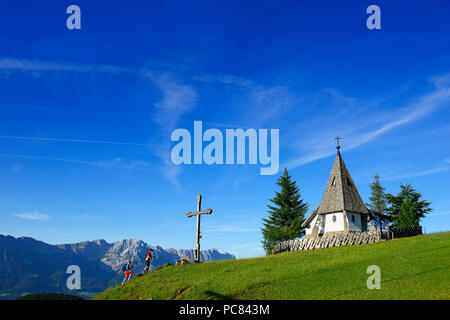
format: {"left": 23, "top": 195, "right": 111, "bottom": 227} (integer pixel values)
{"left": 0, "top": 235, "right": 235, "bottom": 299}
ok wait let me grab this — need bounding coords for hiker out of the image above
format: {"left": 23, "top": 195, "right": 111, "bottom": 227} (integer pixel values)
{"left": 143, "top": 249, "right": 153, "bottom": 273}
{"left": 122, "top": 260, "right": 133, "bottom": 285}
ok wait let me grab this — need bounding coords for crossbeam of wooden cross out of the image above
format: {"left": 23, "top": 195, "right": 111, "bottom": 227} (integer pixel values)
{"left": 186, "top": 209, "right": 212, "bottom": 218}
{"left": 186, "top": 194, "right": 213, "bottom": 263}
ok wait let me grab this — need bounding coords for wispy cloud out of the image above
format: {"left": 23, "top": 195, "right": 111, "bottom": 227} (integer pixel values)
{"left": 194, "top": 73, "right": 301, "bottom": 127}
{"left": 383, "top": 164, "right": 450, "bottom": 181}
{"left": 0, "top": 135, "right": 158, "bottom": 147}
{"left": 0, "top": 102, "right": 143, "bottom": 119}
{"left": 149, "top": 72, "right": 198, "bottom": 130}
{"left": 0, "top": 56, "right": 191, "bottom": 187}
{"left": 285, "top": 74, "right": 450, "bottom": 169}
{"left": 192, "top": 72, "right": 301, "bottom": 186}
{"left": 345, "top": 85, "right": 450, "bottom": 148}
{"left": 12, "top": 212, "right": 49, "bottom": 221}
{"left": 146, "top": 72, "right": 198, "bottom": 190}
{"left": 194, "top": 74, "right": 254, "bottom": 88}
{"left": 0, "top": 57, "right": 133, "bottom": 75}
{"left": 431, "top": 73, "right": 450, "bottom": 89}
{"left": 0, "top": 57, "right": 197, "bottom": 128}
{"left": 0, "top": 154, "right": 151, "bottom": 170}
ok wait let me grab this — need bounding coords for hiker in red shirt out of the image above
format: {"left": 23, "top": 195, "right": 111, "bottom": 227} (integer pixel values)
{"left": 143, "top": 249, "right": 153, "bottom": 273}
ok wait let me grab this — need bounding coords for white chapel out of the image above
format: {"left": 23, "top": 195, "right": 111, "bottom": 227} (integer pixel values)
{"left": 302, "top": 139, "right": 372, "bottom": 238}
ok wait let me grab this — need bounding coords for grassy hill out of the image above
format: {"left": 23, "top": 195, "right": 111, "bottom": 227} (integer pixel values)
{"left": 95, "top": 232, "right": 450, "bottom": 300}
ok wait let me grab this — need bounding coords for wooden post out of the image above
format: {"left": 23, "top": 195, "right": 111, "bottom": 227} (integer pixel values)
{"left": 186, "top": 194, "right": 213, "bottom": 264}
{"left": 195, "top": 195, "right": 201, "bottom": 263}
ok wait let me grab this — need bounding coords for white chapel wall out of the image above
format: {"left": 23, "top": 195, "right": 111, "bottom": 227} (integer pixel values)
{"left": 346, "top": 211, "right": 362, "bottom": 231}
{"left": 305, "top": 215, "right": 317, "bottom": 236}
{"left": 323, "top": 212, "right": 345, "bottom": 233}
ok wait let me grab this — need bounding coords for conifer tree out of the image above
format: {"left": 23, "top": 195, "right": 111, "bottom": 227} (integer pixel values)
{"left": 366, "top": 173, "right": 391, "bottom": 229}
{"left": 366, "top": 173, "right": 387, "bottom": 215}
{"left": 261, "top": 168, "right": 308, "bottom": 254}
{"left": 386, "top": 183, "right": 431, "bottom": 227}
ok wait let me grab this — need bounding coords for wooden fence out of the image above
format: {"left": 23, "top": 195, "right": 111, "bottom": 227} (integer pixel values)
{"left": 271, "top": 230, "right": 381, "bottom": 254}
{"left": 389, "top": 226, "right": 423, "bottom": 239}
{"left": 272, "top": 225, "right": 424, "bottom": 254}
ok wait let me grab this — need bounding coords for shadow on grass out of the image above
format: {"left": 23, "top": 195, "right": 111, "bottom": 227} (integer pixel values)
{"left": 172, "top": 286, "right": 192, "bottom": 300}
{"left": 204, "top": 290, "right": 234, "bottom": 300}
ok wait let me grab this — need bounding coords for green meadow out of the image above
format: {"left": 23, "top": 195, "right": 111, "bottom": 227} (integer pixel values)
{"left": 95, "top": 232, "right": 450, "bottom": 300}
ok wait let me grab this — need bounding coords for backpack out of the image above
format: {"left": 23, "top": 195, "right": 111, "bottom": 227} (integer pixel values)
{"left": 122, "top": 264, "right": 127, "bottom": 272}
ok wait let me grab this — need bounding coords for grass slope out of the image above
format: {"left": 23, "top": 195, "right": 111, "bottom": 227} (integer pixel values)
{"left": 95, "top": 232, "right": 450, "bottom": 300}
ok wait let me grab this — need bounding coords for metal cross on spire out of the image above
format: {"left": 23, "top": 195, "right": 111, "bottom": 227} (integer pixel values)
{"left": 334, "top": 136, "right": 342, "bottom": 150}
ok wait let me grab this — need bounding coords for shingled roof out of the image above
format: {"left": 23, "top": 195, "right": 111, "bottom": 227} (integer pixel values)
{"left": 302, "top": 146, "right": 369, "bottom": 227}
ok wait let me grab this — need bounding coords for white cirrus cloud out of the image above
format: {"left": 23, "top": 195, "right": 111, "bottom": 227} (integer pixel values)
{"left": 284, "top": 73, "right": 450, "bottom": 169}
{"left": 12, "top": 212, "right": 49, "bottom": 221}
{"left": 383, "top": 164, "right": 450, "bottom": 181}
{"left": 0, "top": 154, "right": 151, "bottom": 170}
{"left": 194, "top": 73, "right": 301, "bottom": 127}
{"left": 0, "top": 56, "right": 132, "bottom": 75}
{"left": 144, "top": 72, "right": 198, "bottom": 191}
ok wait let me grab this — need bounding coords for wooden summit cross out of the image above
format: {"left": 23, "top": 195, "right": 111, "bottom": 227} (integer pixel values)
{"left": 186, "top": 194, "right": 213, "bottom": 263}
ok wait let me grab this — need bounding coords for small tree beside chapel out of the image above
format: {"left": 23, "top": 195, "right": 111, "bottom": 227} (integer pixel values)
{"left": 261, "top": 168, "right": 308, "bottom": 254}
{"left": 366, "top": 173, "right": 391, "bottom": 229}
{"left": 386, "top": 183, "right": 432, "bottom": 227}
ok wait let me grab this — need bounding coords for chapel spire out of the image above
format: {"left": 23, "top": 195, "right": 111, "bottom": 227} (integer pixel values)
{"left": 315, "top": 138, "right": 369, "bottom": 215}
{"left": 301, "top": 138, "right": 370, "bottom": 235}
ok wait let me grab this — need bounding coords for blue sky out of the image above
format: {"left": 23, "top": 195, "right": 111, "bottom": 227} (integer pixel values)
{"left": 0, "top": 0, "right": 449, "bottom": 258}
